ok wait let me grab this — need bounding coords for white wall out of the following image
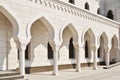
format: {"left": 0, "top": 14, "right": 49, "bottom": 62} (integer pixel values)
{"left": 0, "top": 0, "right": 119, "bottom": 68}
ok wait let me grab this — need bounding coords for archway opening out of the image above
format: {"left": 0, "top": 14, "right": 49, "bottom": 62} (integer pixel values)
{"left": 97, "top": 8, "right": 101, "bottom": 14}
{"left": 107, "top": 10, "right": 114, "bottom": 20}
{"left": 110, "top": 36, "right": 118, "bottom": 64}
{"left": 84, "top": 29, "right": 95, "bottom": 58}
{"left": 62, "top": 25, "right": 76, "bottom": 60}
{"left": 30, "top": 18, "right": 54, "bottom": 60}
{"left": 26, "top": 17, "right": 54, "bottom": 73}
{"left": 61, "top": 24, "right": 78, "bottom": 69}
{"left": 0, "top": 11, "right": 17, "bottom": 70}
{"left": 84, "top": 28, "right": 95, "bottom": 67}
{"left": 99, "top": 33, "right": 108, "bottom": 65}
{"left": 98, "top": 36, "right": 104, "bottom": 60}
{"left": 85, "top": 2, "right": 90, "bottom": 10}
{"left": 69, "top": 0, "right": 75, "bottom": 4}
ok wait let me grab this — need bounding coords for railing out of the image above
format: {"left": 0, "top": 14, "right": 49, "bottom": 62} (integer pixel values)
{"left": 29, "top": 0, "right": 120, "bottom": 28}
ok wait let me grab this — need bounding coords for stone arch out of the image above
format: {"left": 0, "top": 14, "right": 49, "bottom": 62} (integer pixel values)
{"left": 98, "top": 32, "right": 108, "bottom": 63}
{"left": 100, "top": 32, "right": 108, "bottom": 47}
{"left": 27, "top": 16, "right": 55, "bottom": 40}
{"left": 111, "top": 35, "right": 118, "bottom": 48}
{"left": 0, "top": 4, "right": 20, "bottom": 38}
{"left": 27, "top": 17, "right": 55, "bottom": 65}
{"left": 82, "top": 28, "right": 95, "bottom": 44}
{"left": 83, "top": 28, "right": 95, "bottom": 59}
{"left": 60, "top": 23, "right": 78, "bottom": 43}
{"left": 110, "top": 35, "right": 118, "bottom": 63}
{"left": 59, "top": 23, "right": 79, "bottom": 64}
{"left": 0, "top": 4, "right": 20, "bottom": 70}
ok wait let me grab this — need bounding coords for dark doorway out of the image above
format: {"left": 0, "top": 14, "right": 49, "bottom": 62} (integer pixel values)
{"left": 85, "top": 40, "right": 89, "bottom": 58}
{"left": 25, "top": 44, "right": 30, "bottom": 60}
{"left": 98, "top": 47, "right": 100, "bottom": 58}
{"left": 47, "top": 42, "right": 53, "bottom": 59}
{"left": 18, "top": 49, "right": 19, "bottom": 60}
{"left": 85, "top": 2, "right": 90, "bottom": 10}
{"left": 97, "top": 8, "right": 101, "bottom": 14}
{"left": 69, "top": 0, "right": 75, "bottom": 4}
{"left": 107, "top": 10, "right": 114, "bottom": 20}
{"left": 69, "top": 38, "right": 75, "bottom": 59}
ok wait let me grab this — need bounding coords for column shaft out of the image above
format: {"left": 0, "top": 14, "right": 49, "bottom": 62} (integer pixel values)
{"left": 76, "top": 47, "right": 81, "bottom": 72}
{"left": 106, "top": 52, "right": 110, "bottom": 68}
{"left": 53, "top": 47, "right": 58, "bottom": 75}
{"left": 93, "top": 49, "right": 97, "bottom": 69}
{"left": 19, "top": 44, "right": 26, "bottom": 76}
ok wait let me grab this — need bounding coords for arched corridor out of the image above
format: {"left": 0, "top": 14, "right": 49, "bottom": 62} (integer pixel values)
{"left": 110, "top": 35, "right": 118, "bottom": 64}
{"left": 60, "top": 23, "right": 78, "bottom": 67}
{"left": 0, "top": 0, "right": 120, "bottom": 77}
{"left": 0, "top": 10, "right": 18, "bottom": 70}
{"left": 99, "top": 32, "right": 108, "bottom": 65}
{"left": 84, "top": 28, "right": 95, "bottom": 59}
{"left": 30, "top": 18, "right": 54, "bottom": 59}
{"left": 84, "top": 28, "right": 95, "bottom": 67}
{"left": 25, "top": 17, "right": 55, "bottom": 73}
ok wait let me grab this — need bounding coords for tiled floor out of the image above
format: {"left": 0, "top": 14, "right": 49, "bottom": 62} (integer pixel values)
{"left": 23, "top": 65, "right": 120, "bottom": 80}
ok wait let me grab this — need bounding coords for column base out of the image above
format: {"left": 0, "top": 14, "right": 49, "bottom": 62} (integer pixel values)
{"left": 53, "top": 72, "right": 58, "bottom": 76}
{"left": 93, "top": 67, "right": 98, "bottom": 70}
{"left": 76, "top": 69, "right": 81, "bottom": 72}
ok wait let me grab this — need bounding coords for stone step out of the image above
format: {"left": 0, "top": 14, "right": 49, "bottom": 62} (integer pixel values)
{"left": 0, "top": 75, "right": 24, "bottom": 80}
{"left": 103, "top": 62, "right": 120, "bottom": 69}
{"left": 0, "top": 71, "right": 20, "bottom": 77}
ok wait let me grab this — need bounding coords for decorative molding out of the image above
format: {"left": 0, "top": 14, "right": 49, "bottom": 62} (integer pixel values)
{"left": 29, "top": 0, "right": 120, "bottom": 28}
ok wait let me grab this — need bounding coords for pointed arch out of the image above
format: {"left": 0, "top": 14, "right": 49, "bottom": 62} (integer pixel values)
{"left": 0, "top": 4, "right": 20, "bottom": 37}
{"left": 97, "top": 32, "right": 109, "bottom": 64}
{"left": 110, "top": 35, "right": 119, "bottom": 63}
{"left": 60, "top": 23, "right": 78, "bottom": 42}
{"left": 27, "top": 16, "right": 55, "bottom": 40}
{"left": 82, "top": 28, "right": 95, "bottom": 44}
{"left": 99, "top": 32, "right": 108, "bottom": 46}
{"left": 83, "top": 28, "right": 95, "bottom": 59}
{"left": 60, "top": 23, "right": 78, "bottom": 60}
{"left": 0, "top": 3, "right": 20, "bottom": 71}
{"left": 111, "top": 35, "right": 118, "bottom": 48}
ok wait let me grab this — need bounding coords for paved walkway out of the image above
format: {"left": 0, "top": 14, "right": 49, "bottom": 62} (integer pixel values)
{"left": 23, "top": 65, "right": 120, "bottom": 80}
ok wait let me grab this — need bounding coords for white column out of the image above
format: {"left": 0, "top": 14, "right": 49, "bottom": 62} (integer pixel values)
{"left": 93, "top": 48, "right": 97, "bottom": 70}
{"left": 76, "top": 47, "right": 81, "bottom": 72}
{"left": 106, "top": 51, "right": 110, "bottom": 68}
{"left": 19, "top": 44, "right": 26, "bottom": 76}
{"left": 53, "top": 47, "right": 59, "bottom": 76}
